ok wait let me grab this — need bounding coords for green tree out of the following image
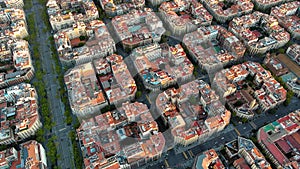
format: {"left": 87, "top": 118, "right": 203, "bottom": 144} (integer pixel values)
{"left": 284, "top": 90, "right": 294, "bottom": 106}
{"left": 36, "top": 129, "right": 45, "bottom": 142}
{"left": 278, "top": 48, "right": 285, "bottom": 54}
{"left": 268, "top": 108, "right": 277, "bottom": 114}
{"left": 241, "top": 118, "right": 248, "bottom": 123}
{"left": 135, "top": 91, "right": 142, "bottom": 99}
{"left": 79, "top": 35, "right": 86, "bottom": 41}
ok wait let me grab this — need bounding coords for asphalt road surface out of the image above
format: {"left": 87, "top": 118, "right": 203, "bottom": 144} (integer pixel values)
{"left": 25, "top": 1, "right": 75, "bottom": 168}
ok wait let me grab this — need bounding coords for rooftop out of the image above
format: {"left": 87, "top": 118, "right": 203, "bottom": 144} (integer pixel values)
{"left": 214, "top": 62, "right": 286, "bottom": 111}
{"left": 271, "top": 1, "right": 300, "bottom": 37}
{"left": 99, "top": 0, "right": 145, "bottom": 16}
{"left": 286, "top": 44, "right": 300, "bottom": 65}
{"left": 0, "top": 83, "right": 40, "bottom": 142}
{"left": 258, "top": 109, "right": 300, "bottom": 167}
{"left": 0, "top": 38, "right": 34, "bottom": 86}
{"left": 132, "top": 43, "right": 193, "bottom": 89}
{"left": 201, "top": 0, "right": 253, "bottom": 22}
{"left": 53, "top": 20, "right": 115, "bottom": 62}
{"left": 193, "top": 149, "right": 225, "bottom": 169}
{"left": 226, "top": 137, "right": 272, "bottom": 169}
{"left": 10, "top": 140, "right": 47, "bottom": 169}
{"left": 76, "top": 102, "right": 165, "bottom": 168}
{"left": 183, "top": 25, "right": 245, "bottom": 71}
{"left": 159, "top": 0, "right": 212, "bottom": 30}
{"left": 229, "top": 11, "right": 290, "bottom": 53}
{"left": 93, "top": 54, "right": 137, "bottom": 104}
{"left": 156, "top": 79, "right": 231, "bottom": 144}
{"left": 0, "top": 8, "right": 28, "bottom": 38}
{"left": 64, "top": 62, "right": 107, "bottom": 116}
{"left": 111, "top": 8, "right": 165, "bottom": 46}
{"left": 47, "top": 0, "right": 99, "bottom": 31}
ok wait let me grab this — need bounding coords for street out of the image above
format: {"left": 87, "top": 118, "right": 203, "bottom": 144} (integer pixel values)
{"left": 25, "top": 1, "right": 75, "bottom": 168}
{"left": 23, "top": 1, "right": 300, "bottom": 168}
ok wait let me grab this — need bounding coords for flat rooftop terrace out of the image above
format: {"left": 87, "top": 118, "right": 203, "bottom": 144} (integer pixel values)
{"left": 276, "top": 54, "right": 300, "bottom": 78}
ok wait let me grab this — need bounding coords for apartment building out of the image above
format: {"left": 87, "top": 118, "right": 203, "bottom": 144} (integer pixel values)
{"left": 156, "top": 79, "right": 231, "bottom": 147}
{"left": 200, "top": 0, "right": 253, "bottom": 23}
{"left": 264, "top": 56, "right": 289, "bottom": 77}
{"left": 225, "top": 137, "right": 272, "bottom": 169}
{"left": 65, "top": 54, "right": 137, "bottom": 117}
{"left": 0, "top": 83, "right": 42, "bottom": 145}
{"left": 183, "top": 25, "right": 245, "bottom": 72}
{"left": 258, "top": 109, "right": 300, "bottom": 168}
{"left": 98, "top": 0, "right": 145, "bottom": 17}
{"left": 159, "top": 0, "right": 213, "bottom": 37}
{"left": 93, "top": 54, "right": 137, "bottom": 106}
{"left": 286, "top": 44, "right": 300, "bottom": 66}
{"left": 252, "top": 0, "right": 293, "bottom": 11}
{"left": 46, "top": 0, "right": 99, "bottom": 31}
{"left": 77, "top": 102, "right": 165, "bottom": 169}
{"left": 0, "top": 8, "right": 28, "bottom": 39}
{"left": 54, "top": 20, "right": 115, "bottom": 66}
{"left": 0, "top": 140, "right": 47, "bottom": 168}
{"left": 271, "top": 1, "right": 300, "bottom": 38}
{"left": 131, "top": 43, "right": 193, "bottom": 91}
{"left": 64, "top": 62, "right": 108, "bottom": 117}
{"left": 111, "top": 8, "right": 165, "bottom": 50}
{"left": 0, "top": 38, "right": 34, "bottom": 88}
{"left": 214, "top": 62, "right": 286, "bottom": 113}
{"left": 0, "top": 0, "right": 24, "bottom": 9}
{"left": 193, "top": 149, "right": 225, "bottom": 169}
{"left": 229, "top": 11, "right": 290, "bottom": 54}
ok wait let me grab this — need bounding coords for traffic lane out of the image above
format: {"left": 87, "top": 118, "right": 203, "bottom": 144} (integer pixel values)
{"left": 236, "top": 123, "right": 253, "bottom": 137}
{"left": 145, "top": 130, "right": 238, "bottom": 169}
{"left": 190, "top": 130, "right": 238, "bottom": 156}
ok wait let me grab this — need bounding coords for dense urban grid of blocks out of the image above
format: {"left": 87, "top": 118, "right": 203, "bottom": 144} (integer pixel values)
{"left": 0, "top": 1, "right": 47, "bottom": 168}
{"left": 56, "top": 0, "right": 299, "bottom": 168}
{"left": 1, "top": 0, "right": 299, "bottom": 168}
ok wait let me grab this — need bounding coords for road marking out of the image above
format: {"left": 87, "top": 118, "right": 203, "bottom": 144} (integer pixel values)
{"left": 164, "top": 160, "right": 169, "bottom": 168}
{"left": 183, "top": 151, "right": 188, "bottom": 160}
{"left": 250, "top": 122, "right": 257, "bottom": 129}
{"left": 234, "top": 128, "right": 241, "bottom": 136}
{"left": 146, "top": 95, "right": 152, "bottom": 104}
{"left": 59, "top": 128, "right": 66, "bottom": 132}
{"left": 188, "top": 150, "right": 194, "bottom": 157}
